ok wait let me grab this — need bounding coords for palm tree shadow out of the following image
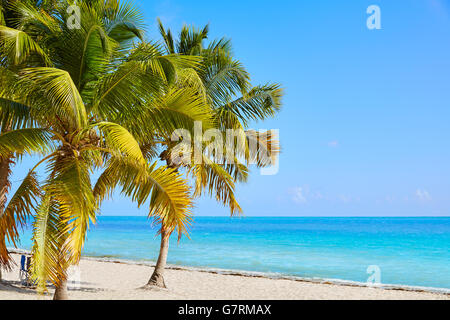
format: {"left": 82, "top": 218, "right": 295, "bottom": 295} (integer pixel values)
{"left": 0, "top": 281, "right": 39, "bottom": 295}
{"left": 1, "top": 280, "right": 104, "bottom": 295}
{"left": 46, "top": 282, "right": 106, "bottom": 294}
{"left": 69, "top": 287, "right": 105, "bottom": 293}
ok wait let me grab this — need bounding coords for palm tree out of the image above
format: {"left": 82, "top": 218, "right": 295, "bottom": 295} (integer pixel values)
{"left": 135, "top": 21, "right": 283, "bottom": 288}
{"left": 0, "top": 0, "right": 58, "bottom": 281}
{"left": 93, "top": 52, "right": 216, "bottom": 289}
{"left": 0, "top": 0, "right": 196, "bottom": 299}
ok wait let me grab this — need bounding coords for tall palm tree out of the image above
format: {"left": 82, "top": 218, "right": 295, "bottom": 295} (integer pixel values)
{"left": 135, "top": 21, "right": 283, "bottom": 288}
{"left": 0, "top": 0, "right": 196, "bottom": 299}
{"left": 93, "top": 48, "right": 216, "bottom": 289}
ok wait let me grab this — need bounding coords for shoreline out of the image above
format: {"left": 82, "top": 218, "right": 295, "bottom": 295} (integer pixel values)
{"left": 8, "top": 248, "right": 450, "bottom": 297}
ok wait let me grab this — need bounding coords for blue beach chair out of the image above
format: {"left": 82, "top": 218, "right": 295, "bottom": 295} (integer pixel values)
{"left": 19, "top": 255, "right": 32, "bottom": 287}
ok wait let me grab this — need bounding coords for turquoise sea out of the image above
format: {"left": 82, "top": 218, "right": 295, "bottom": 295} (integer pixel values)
{"left": 12, "top": 217, "right": 450, "bottom": 291}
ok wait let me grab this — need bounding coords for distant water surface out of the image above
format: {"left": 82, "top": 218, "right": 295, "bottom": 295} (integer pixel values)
{"left": 13, "top": 217, "right": 450, "bottom": 290}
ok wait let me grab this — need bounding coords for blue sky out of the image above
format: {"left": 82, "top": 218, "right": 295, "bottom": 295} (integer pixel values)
{"left": 11, "top": 0, "right": 450, "bottom": 216}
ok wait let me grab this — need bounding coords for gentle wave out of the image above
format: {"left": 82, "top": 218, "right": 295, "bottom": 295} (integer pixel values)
{"left": 9, "top": 217, "right": 450, "bottom": 291}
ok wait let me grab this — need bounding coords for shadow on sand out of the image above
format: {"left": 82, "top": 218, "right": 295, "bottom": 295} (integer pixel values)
{"left": 0, "top": 281, "right": 37, "bottom": 296}
{"left": 0, "top": 280, "right": 106, "bottom": 296}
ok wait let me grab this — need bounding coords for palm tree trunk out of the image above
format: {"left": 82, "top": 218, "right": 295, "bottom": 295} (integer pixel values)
{"left": 53, "top": 279, "right": 69, "bottom": 300}
{"left": 53, "top": 249, "right": 70, "bottom": 300}
{"left": 0, "top": 155, "right": 12, "bottom": 213}
{"left": 146, "top": 228, "right": 170, "bottom": 288}
{"left": 144, "top": 152, "right": 178, "bottom": 289}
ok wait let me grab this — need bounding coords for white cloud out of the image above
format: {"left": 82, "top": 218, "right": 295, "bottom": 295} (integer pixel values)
{"left": 290, "top": 186, "right": 360, "bottom": 205}
{"left": 314, "top": 192, "right": 324, "bottom": 200}
{"left": 416, "top": 189, "right": 432, "bottom": 202}
{"left": 328, "top": 141, "right": 339, "bottom": 148}
{"left": 338, "top": 195, "right": 351, "bottom": 203}
{"left": 291, "top": 186, "right": 327, "bottom": 204}
{"left": 292, "top": 187, "right": 307, "bottom": 204}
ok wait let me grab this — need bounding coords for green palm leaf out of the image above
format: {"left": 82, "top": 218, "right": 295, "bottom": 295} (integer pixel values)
{"left": 177, "top": 24, "right": 209, "bottom": 55}
{"left": 94, "top": 157, "right": 193, "bottom": 239}
{"left": 45, "top": 156, "right": 96, "bottom": 264}
{"left": 0, "top": 98, "right": 32, "bottom": 130}
{"left": 0, "top": 128, "right": 55, "bottom": 157}
{"left": 93, "top": 60, "right": 163, "bottom": 118}
{"left": 129, "top": 42, "right": 202, "bottom": 81}
{"left": 89, "top": 121, "right": 145, "bottom": 165}
{"left": 157, "top": 18, "right": 175, "bottom": 54}
{"left": 19, "top": 67, "right": 88, "bottom": 129}
{"left": 102, "top": 0, "right": 145, "bottom": 45}
{"left": 0, "top": 6, "right": 5, "bottom": 26}
{"left": 189, "top": 157, "right": 242, "bottom": 216}
{"left": 141, "top": 87, "right": 215, "bottom": 139}
{"left": 218, "top": 84, "right": 283, "bottom": 127}
{"left": 202, "top": 50, "right": 250, "bottom": 107}
{"left": 0, "top": 25, "right": 50, "bottom": 65}
{"left": 30, "top": 194, "right": 68, "bottom": 293}
{"left": 0, "top": 170, "right": 40, "bottom": 268}
{"left": 12, "top": 1, "right": 60, "bottom": 34}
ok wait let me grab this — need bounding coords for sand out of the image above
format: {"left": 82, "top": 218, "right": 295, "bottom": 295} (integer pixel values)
{"left": 0, "top": 253, "right": 448, "bottom": 300}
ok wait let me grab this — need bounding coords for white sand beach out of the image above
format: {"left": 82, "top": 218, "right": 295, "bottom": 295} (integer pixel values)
{"left": 0, "top": 253, "right": 448, "bottom": 300}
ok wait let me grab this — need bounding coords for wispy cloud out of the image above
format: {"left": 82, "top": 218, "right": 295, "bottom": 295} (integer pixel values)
{"left": 290, "top": 186, "right": 361, "bottom": 205}
{"left": 385, "top": 195, "right": 396, "bottom": 203}
{"left": 416, "top": 189, "right": 432, "bottom": 202}
{"left": 291, "top": 186, "right": 325, "bottom": 204}
{"left": 328, "top": 141, "right": 339, "bottom": 148}
{"left": 338, "top": 195, "right": 360, "bottom": 203}
{"left": 292, "top": 187, "right": 307, "bottom": 204}
{"left": 338, "top": 195, "right": 351, "bottom": 203}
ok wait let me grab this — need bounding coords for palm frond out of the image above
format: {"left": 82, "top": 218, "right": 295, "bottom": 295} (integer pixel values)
{"left": 30, "top": 194, "right": 68, "bottom": 293}
{"left": 102, "top": 0, "right": 145, "bottom": 45}
{"left": 93, "top": 60, "right": 162, "bottom": 119}
{"left": 94, "top": 156, "right": 193, "bottom": 239}
{"left": 217, "top": 84, "right": 283, "bottom": 127}
{"left": 175, "top": 67, "right": 207, "bottom": 99}
{"left": 12, "top": 1, "right": 60, "bottom": 35}
{"left": 0, "top": 6, "right": 5, "bottom": 26}
{"left": 129, "top": 42, "right": 203, "bottom": 83}
{"left": 0, "top": 98, "right": 32, "bottom": 130}
{"left": 157, "top": 18, "right": 175, "bottom": 54}
{"left": 75, "top": 23, "right": 112, "bottom": 92}
{"left": 202, "top": 50, "right": 250, "bottom": 107}
{"left": 142, "top": 87, "right": 215, "bottom": 139}
{"left": 45, "top": 156, "right": 96, "bottom": 264}
{"left": 0, "top": 128, "right": 55, "bottom": 157}
{"left": 19, "top": 67, "right": 87, "bottom": 129}
{"left": 189, "top": 156, "right": 242, "bottom": 216}
{"left": 177, "top": 23, "right": 209, "bottom": 55}
{"left": 246, "top": 129, "right": 280, "bottom": 167}
{"left": 0, "top": 170, "right": 40, "bottom": 268}
{"left": 0, "top": 25, "right": 50, "bottom": 66}
{"left": 93, "top": 42, "right": 202, "bottom": 119}
{"left": 206, "top": 37, "right": 233, "bottom": 54}
{"left": 89, "top": 121, "right": 145, "bottom": 165}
